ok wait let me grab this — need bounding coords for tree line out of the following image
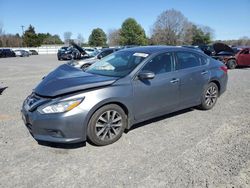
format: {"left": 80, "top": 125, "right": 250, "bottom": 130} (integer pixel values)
{"left": 0, "top": 24, "right": 63, "bottom": 47}
{"left": 90, "top": 9, "right": 214, "bottom": 47}
{"left": 1, "top": 9, "right": 249, "bottom": 47}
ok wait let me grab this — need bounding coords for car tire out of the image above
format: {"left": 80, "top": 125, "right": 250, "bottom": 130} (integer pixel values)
{"left": 87, "top": 104, "right": 127, "bottom": 146}
{"left": 199, "top": 82, "right": 219, "bottom": 110}
{"left": 227, "top": 59, "right": 237, "bottom": 69}
{"left": 81, "top": 64, "right": 91, "bottom": 71}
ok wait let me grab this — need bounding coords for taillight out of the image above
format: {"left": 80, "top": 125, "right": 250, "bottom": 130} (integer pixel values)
{"left": 220, "top": 66, "right": 228, "bottom": 74}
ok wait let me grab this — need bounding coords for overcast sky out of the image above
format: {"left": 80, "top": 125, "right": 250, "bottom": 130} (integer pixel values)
{"left": 0, "top": 0, "right": 250, "bottom": 41}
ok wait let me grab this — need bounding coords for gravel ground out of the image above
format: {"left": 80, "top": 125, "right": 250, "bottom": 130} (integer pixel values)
{"left": 0, "top": 55, "right": 249, "bottom": 188}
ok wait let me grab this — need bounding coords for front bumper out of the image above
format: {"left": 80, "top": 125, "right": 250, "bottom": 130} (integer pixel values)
{"left": 21, "top": 104, "right": 88, "bottom": 143}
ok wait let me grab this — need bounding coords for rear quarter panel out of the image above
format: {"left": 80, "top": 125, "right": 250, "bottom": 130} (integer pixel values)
{"left": 208, "top": 59, "right": 228, "bottom": 95}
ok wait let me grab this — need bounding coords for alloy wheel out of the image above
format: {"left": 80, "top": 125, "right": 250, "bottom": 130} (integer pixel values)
{"left": 205, "top": 85, "right": 218, "bottom": 107}
{"left": 95, "top": 110, "right": 123, "bottom": 141}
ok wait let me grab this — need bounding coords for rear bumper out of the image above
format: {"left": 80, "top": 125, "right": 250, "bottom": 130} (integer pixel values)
{"left": 21, "top": 106, "right": 88, "bottom": 143}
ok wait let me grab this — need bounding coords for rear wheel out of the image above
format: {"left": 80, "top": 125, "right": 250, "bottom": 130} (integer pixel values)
{"left": 227, "top": 59, "right": 237, "bottom": 69}
{"left": 87, "top": 104, "right": 127, "bottom": 146}
{"left": 199, "top": 82, "right": 219, "bottom": 110}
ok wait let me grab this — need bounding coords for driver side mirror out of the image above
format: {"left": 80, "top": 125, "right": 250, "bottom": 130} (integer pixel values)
{"left": 138, "top": 71, "right": 155, "bottom": 80}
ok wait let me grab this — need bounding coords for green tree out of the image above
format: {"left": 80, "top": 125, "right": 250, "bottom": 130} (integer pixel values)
{"left": 88, "top": 28, "right": 107, "bottom": 46}
{"left": 119, "top": 18, "right": 147, "bottom": 45}
{"left": 37, "top": 33, "right": 63, "bottom": 45}
{"left": 191, "top": 25, "right": 211, "bottom": 45}
{"left": 23, "top": 25, "right": 40, "bottom": 47}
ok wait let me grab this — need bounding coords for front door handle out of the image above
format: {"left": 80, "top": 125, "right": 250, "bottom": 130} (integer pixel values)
{"left": 170, "top": 78, "right": 180, "bottom": 84}
{"left": 201, "top": 70, "right": 208, "bottom": 75}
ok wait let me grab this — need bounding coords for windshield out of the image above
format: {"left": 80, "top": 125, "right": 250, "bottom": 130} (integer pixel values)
{"left": 86, "top": 51, "right": 149, "bottom": 77}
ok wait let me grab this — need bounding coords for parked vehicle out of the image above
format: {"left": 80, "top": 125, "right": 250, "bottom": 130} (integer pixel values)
{"left": 29, "top": 50, "right": 38, "bottom": 55}
{"left": 21, "top": 46, "right": 228, "bottom": 146}
{"left": 57, "top": 46, "right": 81, "bottom": 60}
{"left": 57, "top": 46, "right": 68, "bottom": 60}
{"left": 212, "top": 43, "right": 250, "bottom": 69}
{"left": 235, "top": 48, "right": 250, "bottom": 67}
{"left": 198, "top": 45, "right": 215, "bottom": 56}
{"left": 84, "top": 47, "right": 99, "bottom": 56}
{"left": 68, "top": 48, "right": 120, "bottom": 70}
{"left": 0, "top": 49, "right": 16, "bottom": 58}
{"left": 14, "top": 50, "right": 30, "bottom": 57}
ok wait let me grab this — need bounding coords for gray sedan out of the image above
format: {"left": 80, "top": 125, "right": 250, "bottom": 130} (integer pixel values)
{"left": 21, "top": 46, "right": 228, "bottom": 146}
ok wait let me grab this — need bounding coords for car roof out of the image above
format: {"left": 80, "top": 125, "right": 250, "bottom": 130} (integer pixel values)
{"left": 120, "top": 45, "right": 184, "bottom": 54}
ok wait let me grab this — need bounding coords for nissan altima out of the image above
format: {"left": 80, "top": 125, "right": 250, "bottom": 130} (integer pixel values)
{"left": 21, "top": 46, "right": 228, "bottom": 146}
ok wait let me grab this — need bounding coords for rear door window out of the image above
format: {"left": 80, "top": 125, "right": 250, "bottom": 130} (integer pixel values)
{"left": 176, "top": 52, "right": 201, "bottom": 70}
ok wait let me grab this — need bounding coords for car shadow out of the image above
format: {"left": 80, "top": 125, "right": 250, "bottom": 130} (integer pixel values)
{"left": 236, "top": 66, "right": 250, "bottom": 70}
{"left": 37, "top": 140, "right": 86, "bottom": 149}
{"left": 125, "top": 108, "right": 194, "bottom": 133}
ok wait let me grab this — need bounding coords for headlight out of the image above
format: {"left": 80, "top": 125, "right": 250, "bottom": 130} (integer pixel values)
{"left": 40, "top": 99, "right": 83, "bottom": 114}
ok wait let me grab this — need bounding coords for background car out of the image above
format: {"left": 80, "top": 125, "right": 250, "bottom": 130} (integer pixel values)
{"left": 0, "top": 49, "right": 16, "bottom": 58}
{"left": 58, "top": 43, "right": 90, "bottom": 61}
{"left": 14, "top": 50, "right": 30, "bottom": 57}
{"left": 235, "top": 48, "right": 250, "bottom": 67}
{"left": 211, "top": 43, "right": 250, "bottom": 69}
{"left": 58, "top": 47, "right": 81, "bottom": 60}
{"left": 69, "top": 48, "right": 120, "bottom": 70}
{"left": 57, "top": 46, "right": 68, "bottom": 60}
{"left": 29, "top": 50, "right": 38, "bottom": 55}
{"left": 83, "top": 47, "right": 99, "bottom": 56}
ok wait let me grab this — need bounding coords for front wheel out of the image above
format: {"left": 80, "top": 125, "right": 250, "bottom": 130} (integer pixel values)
{"left": 87, "top": 104, "right": 127, "bottom": 146}
{"left": 227, "top": 59, "right": 237, "bottom": 69}
{"left": 199, "top": 82, "right": 219, "bottom": 110}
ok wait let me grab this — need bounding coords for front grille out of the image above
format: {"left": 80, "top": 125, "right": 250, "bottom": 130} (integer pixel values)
{"left": 26, "top": 123, "right": 32, "bottom": 131}
{"left": 27, "top": 93, "right": 41, "bottom": 106}
{"left": 24, "top": 93, "right": 50, "bottom": 111}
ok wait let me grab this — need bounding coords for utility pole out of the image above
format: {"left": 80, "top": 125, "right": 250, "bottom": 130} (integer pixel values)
{"left": 21, "top": 25, "right": 24, "bottom": 35}
{"left": 21, "top": 25, "right": 24, "bottom": 47}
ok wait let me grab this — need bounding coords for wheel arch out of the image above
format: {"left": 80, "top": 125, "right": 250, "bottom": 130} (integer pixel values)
{"left": 209, "top": 80, "right": 221, "bottom": 95}
{"left": 85, "top": 100, "right": 131, "bottom": 133}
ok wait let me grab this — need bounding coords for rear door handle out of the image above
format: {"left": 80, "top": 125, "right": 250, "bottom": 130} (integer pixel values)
{"left": 170, "top": 78, "right": 180, "bottom": 84}
{"left": 201, "top": 70, "right": 208, "bottom": 75}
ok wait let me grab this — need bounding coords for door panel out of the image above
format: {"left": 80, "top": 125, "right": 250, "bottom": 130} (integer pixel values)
{"left": 132, "top": 52, "right": 179, "bottom": 121}
{"left": 175, "top": 51, "right": 210, "bottom": 107}
{"left": 133, "top": 72, "right": 179, "bottom": 120}
{"left": 178, "top": 66, "right": 210, "bottom": 107}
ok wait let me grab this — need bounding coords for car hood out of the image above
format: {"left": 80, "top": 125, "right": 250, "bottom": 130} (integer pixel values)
{"left": 213, "top": 43, "right": 234, "bottom": 54}
{"left": 71, "top": 42, "right": 87, "bottom": 55}
{"left": 34, "top": 64, "right": 117, "bottom": 97}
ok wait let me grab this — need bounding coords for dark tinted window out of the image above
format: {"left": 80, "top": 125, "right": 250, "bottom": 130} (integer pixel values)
{"left": 197, "top": 54, "right": 210, "bottom": 65}
{"left": 142, "top": 53, "right": 173, "bottom": 74}
{"left": 176, "top": 52, "right": 200, "bottom": 70}
{"left": 100, "top": 49, "right": 113, "bottom": 57}
{"left": 241, "top": 49, "right": 250, "bottom": 54}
